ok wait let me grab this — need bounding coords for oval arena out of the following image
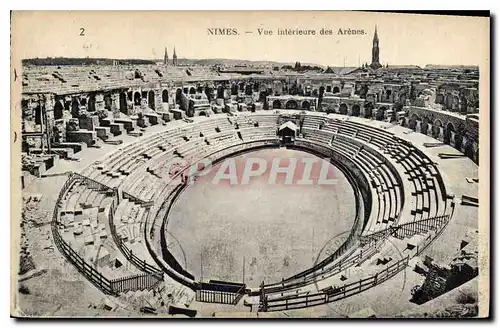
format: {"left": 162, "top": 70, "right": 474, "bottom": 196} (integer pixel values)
{"left": 20, "top": 62, "right": 480, "bottom": 317}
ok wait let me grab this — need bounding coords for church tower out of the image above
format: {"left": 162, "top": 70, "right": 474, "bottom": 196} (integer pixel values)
{"left": 173, "top": 46, "right": 178, "bottom": 66}
{"left": 164, "top": 47, "right": 168, "bottom": 65}
{"left": 370, "top": 25, "right": 382, "bottom": 70}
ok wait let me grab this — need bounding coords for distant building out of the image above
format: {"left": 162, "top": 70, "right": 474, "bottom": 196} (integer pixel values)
{"left": 173, "top": 46, "right": 178, "bottom": 66}
{"left": 370, "top": 26, "right": 382, "bottom": 70}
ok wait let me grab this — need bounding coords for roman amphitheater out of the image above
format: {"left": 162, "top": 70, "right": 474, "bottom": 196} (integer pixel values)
{"left": 16, "top": 54, "right": 481, "bottom": 317}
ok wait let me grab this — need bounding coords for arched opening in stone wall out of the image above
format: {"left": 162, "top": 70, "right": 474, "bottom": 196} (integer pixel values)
{"left": 133, "top": 92, "right": 142, "bottom": 106}
{"left": 435, "top": 93, "right": 444, "bottom": 104}
{"left": 359, "top": 84, "right": 369, "bottom": 99}
{"left": 245, "top": 84, "right": 253, "bottom": 96}
{"left": 272, "top": 100, "right": 282, "bottom": 109}
{"left": 375, "top": 106, "right": 387, "bottom": 121}
{"left": 231, "top": 84, "right": 238, "bottom": 96}
{"left": 460, "top": 97, "right": 468, "bottom": 114}
{"left": 432, "top": 119, "right": 443, "bottom": 139}
{"left": 162, "top": 89, "right": 169, "bottom": 103}
{"left": 119, "top": 92, "right": 127, "bottom": 114}
{"left": 283, "top": 83, "right": 289, "bottom": 94}
{"left": 408, "top": 114, "right": 419, "bottom": 131}
{"left": 80, "top": 98, "right": 87, "bottom": 107}
{"left": 455, "top": 124, "right": 465, "bottom": 150}
{"left": 339, "top": 103, "right": 348, "bottom": 115}
{"left": 364, "top": 103, "right": 373, "bottom": 118}
{"left": 88, "top": 94, "right": 96, "bottom": 112}
{"left": 301, "top": 100, "right": 311, "bottom": 110}
{"left": 272, "top": 81, "right": 283, "bottom": 96}
{"left": 105, "top": 95, "right": 114, "bottom": 111}
{"left": 54, "top": 101, "right": 63, "bottom": 120}
{"left": 259, "top": 91, "right": 267, "bottom": 103}
{"left": 285, "top": 100, "right": 298, "bottom": 110}
{"left": 399, "top": 94, "right": 406, "bottom": 105}
{"left": 141, "top": 91, "right": 148, "bottom": 100}
{"left": 176, "top": 88, "right": 183, "bottom": 106}
{"left": 384, "top": 89, "right": 391, "bottom": 102}
{"left": 318, "top": 86, "right": 325, "bottom": 110}
{"left": 199, "top": 111, "right": 207, "bottom": 117}
{"left": 452, "top": 96, "right": 460, "bottom": 112}
{"left": 239, "top": 82, "right": 245, "bottom": 91}
{"left": 333, "top": 86, "right": 340, "bottom": 94}
{"left": 217, "top": 85, "right": 225, "bottom": 99}
{"left": 304, "top": 86, "right": 311, "bottom": 97}
{"left": 444, "top": 122, "right": 455, "bottom": 144}
{"left": 187, "top": 100, "right": 195, "bottom": 117}
{"left": 148, "top": 90, "right": 155, "bottom": 109}
{"left": 326, "top": 85, "right": 332, "bottom": 93}
{"left": 189, "top": 87, "right": 196, "bottom": 95}
{"left": 204, "top": 86, "right": 213, "bottom": 102}
{"left": 71, "top": 99, "right": 81, "bottom": 117}
{"left": 445, "top": 94, "right": 453, "bottom": 109}
{"left": 197, "top": 85, "right": 203, "bottom": 94}
{"left": 421, "top": 116, "right": 430, "bottom": 135}
{"left": 34, "top": 105, "right": 42, "bottom": 125}
{"left": 351, "top": 105, "right": 360, "bottom": 117}
{"left": 127, "top": 91, "right": 133, "bottom": 101}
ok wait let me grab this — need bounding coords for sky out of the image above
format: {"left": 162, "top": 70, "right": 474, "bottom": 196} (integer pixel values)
{"left": 11, "top": 11, "right": 489, "bottom": 67}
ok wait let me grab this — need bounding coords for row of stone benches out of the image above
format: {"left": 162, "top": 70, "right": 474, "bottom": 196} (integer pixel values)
{"left": 57, "top": 180, "right": 142, "bottom": 279}
{"left": 300, "top": 128, "right": 403, "bottom": 236}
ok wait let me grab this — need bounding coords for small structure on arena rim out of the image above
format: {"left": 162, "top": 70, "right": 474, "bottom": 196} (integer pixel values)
{"left": 278, "top": 121, "right": 298, "bottom": 144}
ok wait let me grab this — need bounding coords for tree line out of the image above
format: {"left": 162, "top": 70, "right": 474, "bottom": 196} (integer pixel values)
{"left": 22, "top": 57, "right": 156, "bottom": 66}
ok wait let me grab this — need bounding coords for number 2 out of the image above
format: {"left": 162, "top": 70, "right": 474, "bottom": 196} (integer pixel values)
{"left": 79, "top": 28, "right": 85, "bottom": 36}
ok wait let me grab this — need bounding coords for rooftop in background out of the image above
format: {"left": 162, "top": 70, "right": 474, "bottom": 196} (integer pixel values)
{"left": 20, "top": 60, "right": 480, "bottom": 96}
{"left": 425, "top": 65, "right": 480, "bottom": 70}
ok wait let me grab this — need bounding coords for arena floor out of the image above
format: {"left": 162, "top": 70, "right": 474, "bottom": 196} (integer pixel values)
{"left": 166, "top": 148, "right": 357, "bottom": 287}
